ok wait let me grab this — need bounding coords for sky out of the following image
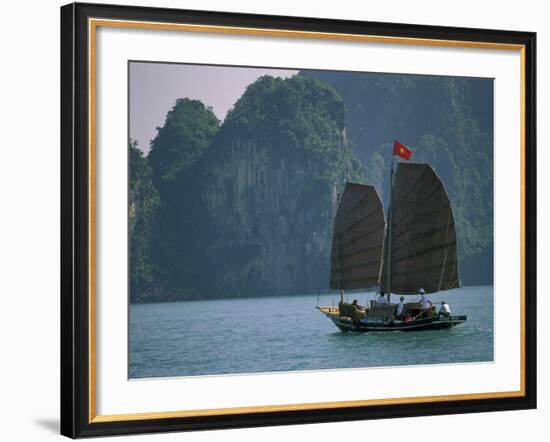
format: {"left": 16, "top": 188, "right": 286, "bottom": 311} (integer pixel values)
{"left": 129, "top": 62, "right": 298, "bottom": 152}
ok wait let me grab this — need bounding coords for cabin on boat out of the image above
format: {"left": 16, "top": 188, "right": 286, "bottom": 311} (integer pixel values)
{"left": 337, "top": 300, "right": 437, "bottom": 321}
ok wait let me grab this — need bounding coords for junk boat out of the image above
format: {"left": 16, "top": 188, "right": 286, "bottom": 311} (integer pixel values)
{"left": 317, "top": 142, "right": 467, "bottom": 332}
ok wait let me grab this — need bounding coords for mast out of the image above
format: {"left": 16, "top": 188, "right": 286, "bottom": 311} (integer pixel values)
{"left": 385, "top": 149, "right": 395, "bottom": 303}
{"left": 337, "top": 187, "right": 344, "bottom": 306}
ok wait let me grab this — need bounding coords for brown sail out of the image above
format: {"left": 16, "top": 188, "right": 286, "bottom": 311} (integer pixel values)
{"left": 330, "top": 183, "right": 385, "bottom": 289}
{"left": 380, "top": 163, "right": 460, "bottom": 294}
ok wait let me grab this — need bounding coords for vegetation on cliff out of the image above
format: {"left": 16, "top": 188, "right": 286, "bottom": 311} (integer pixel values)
{"left": 145, "top": 99, "right": 220, "bottom": 300}
{"left": 148, "top": 98, "right": 220, "bottom": 187}
{"left": 129, "top": 140, "right": 159, "bottom": 302}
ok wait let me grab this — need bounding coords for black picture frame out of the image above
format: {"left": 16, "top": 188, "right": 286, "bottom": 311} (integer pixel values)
{"left": 61, "top": 2, "right": 537, "bottom": 438}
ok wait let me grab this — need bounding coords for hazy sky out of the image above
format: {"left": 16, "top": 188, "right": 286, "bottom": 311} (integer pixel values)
{"left": 129, "top": 62, "right": 298, "bottom": 152}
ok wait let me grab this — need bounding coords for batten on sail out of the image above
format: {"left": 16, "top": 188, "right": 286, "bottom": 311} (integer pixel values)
{"left": 380, "top": 163, "right": 460, "bottom": 294}
{"left": 330, "top": 183, "right": 386, "bottom": 290}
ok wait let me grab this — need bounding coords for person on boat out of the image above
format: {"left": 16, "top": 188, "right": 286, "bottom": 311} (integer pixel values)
{"left": 376, "top": 291, "right": 387, "bottom": 304}
{"left": 418, "top": 288, "right": 431, "bottom": 309}
{"left": 395, "top": 296, "right": 405, "bottom": 319}
{"left": 418, "top": 288, "right": 431, "bottom": 318}
{"left": 439, "top": 301, "right": 451, "bottom": 318}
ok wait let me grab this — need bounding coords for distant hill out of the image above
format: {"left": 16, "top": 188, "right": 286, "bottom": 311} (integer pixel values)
{"left": 300, "top": 70, "right": 494, "bottom": 286}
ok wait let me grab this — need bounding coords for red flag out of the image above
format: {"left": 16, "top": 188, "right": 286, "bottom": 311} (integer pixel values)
{"left": 393, "top": 140, "right": 413, "bottom": 160}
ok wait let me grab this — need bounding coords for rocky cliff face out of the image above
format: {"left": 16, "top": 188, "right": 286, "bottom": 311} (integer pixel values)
{"left": 194, "top": 139, "right": 340, "bottom": 296}
{"left": 146, "top": 76, "right": 363, "bottom": 299}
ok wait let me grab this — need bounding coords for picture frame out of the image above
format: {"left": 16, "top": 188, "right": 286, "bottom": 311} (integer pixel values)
{"left": 60, "top": 2, "right": 536, "bottom": 438}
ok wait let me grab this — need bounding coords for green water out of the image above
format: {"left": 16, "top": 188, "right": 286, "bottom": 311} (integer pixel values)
{"left": 129, "top": 285, "right": 493, "bottom": 378}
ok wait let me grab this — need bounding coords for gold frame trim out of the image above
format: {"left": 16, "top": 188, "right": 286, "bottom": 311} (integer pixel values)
{"left": 88, "top": 18, "right": 527, "bottom": 424}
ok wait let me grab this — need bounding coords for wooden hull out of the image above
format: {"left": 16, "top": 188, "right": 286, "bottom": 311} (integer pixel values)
{"left": 317, "top": 307, "right": 466, "bottom": 333}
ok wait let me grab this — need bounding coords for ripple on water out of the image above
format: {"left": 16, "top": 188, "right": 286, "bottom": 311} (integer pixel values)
{"left": 129, "top": 286, "right": 494, "bottom": 378}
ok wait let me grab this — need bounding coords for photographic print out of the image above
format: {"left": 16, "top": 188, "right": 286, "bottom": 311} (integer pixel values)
{"left": 128, "top": 61, "right": 494, "bottom": 379}
{"left": 61, "top": 4, "right": 535, "bottom": 436}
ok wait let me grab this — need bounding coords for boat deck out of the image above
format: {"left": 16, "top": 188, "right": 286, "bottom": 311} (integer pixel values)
{"left": 317, "top": 306, "right": 466, "bottom": 332}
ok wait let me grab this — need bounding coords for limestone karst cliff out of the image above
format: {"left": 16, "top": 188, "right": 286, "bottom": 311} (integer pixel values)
{"left": 135, "top": 76, "right": 362, "bottom": 301}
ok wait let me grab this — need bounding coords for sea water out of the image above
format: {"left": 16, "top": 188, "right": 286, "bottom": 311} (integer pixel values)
{"left": 129, "top": 285, "right": 493, "bottom": 379}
